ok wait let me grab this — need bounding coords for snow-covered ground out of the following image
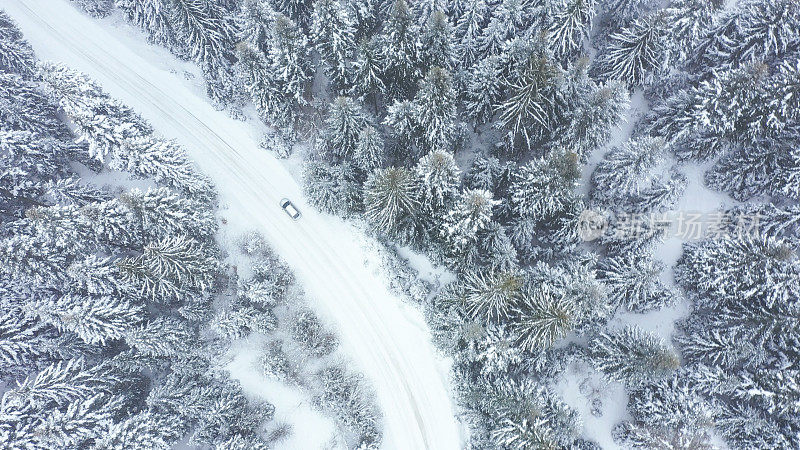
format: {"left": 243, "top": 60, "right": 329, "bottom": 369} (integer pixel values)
{"left": 2, "top": 1, "right": 463, "bottom": 448}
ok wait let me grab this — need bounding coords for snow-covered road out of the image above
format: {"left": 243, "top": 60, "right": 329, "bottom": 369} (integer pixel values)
{"left": 3, "top": 1, "right": 461, "bottom": 448}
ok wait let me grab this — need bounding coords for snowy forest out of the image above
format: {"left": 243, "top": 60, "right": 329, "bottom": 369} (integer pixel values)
{"left": 2, "top": 0, "right": 800, "bottom": 448}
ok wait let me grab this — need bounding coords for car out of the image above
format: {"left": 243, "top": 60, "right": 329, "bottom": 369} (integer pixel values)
{"left": 279, "top": 198, "right": 301, "bottom": 219}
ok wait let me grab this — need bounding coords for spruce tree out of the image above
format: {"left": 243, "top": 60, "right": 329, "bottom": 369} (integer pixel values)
{"left": 0, "top": 11, "right": 36, "bottom": 77}
{"left": 592, "top": 12, "right": 670, "bottom": 87}
{"left": 323, "top": 96, "right": 367, "bottom": 160}
{"left": 497, "top": 48, "right": 561, "bottom": 151}
{"left": 442, "top": 189, "right": 499, "bottom": 251}
{"left": 415, "top": 149, "right": 461, "bottom": 212}
{"left": 547, "top": 0, "right": 595, "bottom": 60}
{"left": 310, "top": 0, "right": 357, "bottom": 91}
{"left": 412, "top": 67, "right": 457, "bottom": 152}
{"left": 363, "top": 167, "right": 421, "bottom": 239}
{"left": 380, "top": 0, "right": 421, "bottom": 99}
{"left": 353, "top": 125, "right": 385, "bottom": 173}
{"left": 596, "top": 250, "right": 675, "bottom": 312}
{"left": 588, "top": 326, "right": 680, "bottom": 386}
{"left": 420, "top": 10, "right": 457, "bottom": 71}
{"left": 464, "top": 56, "right": 503, "bottom": 126}
{"left": 169, "top": 0, "right": 234, "bottom": 64}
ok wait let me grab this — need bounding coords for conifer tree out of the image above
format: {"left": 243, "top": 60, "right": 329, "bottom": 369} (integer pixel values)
{"left": 236, "top": 0, "right": 275, "bottom": 51}
{"left": 323, "top": 96, "right": 368, "bottom": 160}
{"left": 415, "top": 149, "right": 461, "bottom": 212}
{"left": 353, "top": 125, "right": 384, "bottom": 173}
{"left": 596, "top": 250, "right": 674, "bottom": 312}
{"left": 454, "top": 0, "right": 489, "bottom": 67}
{"left": 460, "top": 269, "right": 524, "bottom": 323}
{"left": 412, "top": 67, "right": 457, "bottom": 152}
{"left": 0, "top": 73, "right": 67, "bottom": 138}
{"left": 553, "top": 79, "right": 628, "bottom": 159}
{"left": 350, "top": 36, "right": 386, "bottom": 106}
{"left": 380, "top": 0, "right": 420, "bottom": 99}
{"left": 511, "top": 151, "right": 581, "bottom": 221}
{"left": 498, "top": 49, "right": 561, "bottom": 151}
{"left": 442, "top": 189, "right": 499, "bottom": 251}
{"left": 0, "top": 12, "right": 36, "bottom": 77}
{"left": 464, "top": 56, "right": 503, "bottom": 126}
{"left": 588, "top": 326, "right": 680, "bottom": 386}
{"left": 116, "top": 0, "right": 178, "bottom": 50}
{"left": 478, "top": 0, "right": 532, "bottom": 58}
{"left": 270, "top": 0, "right": 314, "bottom": 29}
{"left": 363, "top": 167, "right": 421, "bottom": 239}
{"left": 592, "top": 12, "right": 670, "bottom": 87}
{"left": 311, "top": 0, "right": 357, "bottom": 91}
{"left": 547, "top": 0, "right": 595, "bottom": 60}
{"left": 267, "top": 13, "right": 312, "bottom": 110}
{"left": 514, "top": 288, "right": 577, "bottom": 351}
{"left": 383, "top": 100, "right": 422, "bottom": 160}
{"left": 420, "top": 10, "right": 457, "bottom": 71}
{"left": 169, "top": 0, "right": 234, "bottom": 64}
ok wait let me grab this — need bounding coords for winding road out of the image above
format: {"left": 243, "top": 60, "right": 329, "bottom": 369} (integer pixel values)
{"left": 2, "top": 1, "right": 461, "bottom": 448}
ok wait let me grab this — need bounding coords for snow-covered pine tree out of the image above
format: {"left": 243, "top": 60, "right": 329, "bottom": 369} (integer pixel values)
{"left": 592, "top": 12, "right": 670, "bottom": 87}
{"left": 513, "top": 287, "right": 577, "bottom": 351}
{"left": 478, "top": 222, "right": 519, "bottom": 271}
{"left": 348, "top": 0, "right": 383, "bottom": 39}
{"left": 380, "top": 0, "right": 421, "bottom": 99}
{"left": 0, "top": 360, "right": 125, "bottom": 449}
{"left": 478, "top": 0, "right": 533, "bottom": 59}
{"left": 453, "top": 0, "right": 489, "bottom": 67}
{"left": 591, "top": 136, "right": 665, "bottom": 205}
{"left": 689, "top": 0, "right": 800, "bottom": 72}
{"left": 463, "top": 55, "right": 503, "bottom": 126}
{"left": 383, "top": 99, "right": 421, "bottom": 160}
{"left": 303, "top": 160, "right": 362, "bottom": 215}
{"left": 497, "top": 45, "right": 561, "bottom": 151}
{"left": 235, "top": 0, "right": 276, "bottom": 51}
{"left": 118, "top": 235, "right": 218, "bottom": 301}
{"left": 459, "top": 269, "right": 524, "bottom": 323}
{"left": 412, "top": 67, "right": 457, "bottom": 152}
{"left": 0, "top": 12, "right": 36, "bottom": 77}
{"left": 547, "top": 0, "right": 595, "bottom": 60}
{"left": 269, "top": 0, "right": 314, "bottom": 29}
{"left": 119, "top": 187, "right": 217, "bottom": 243}
{"left": 26, "top": 294, "right": 143, "bottom": 346}
{"left": 442, "top": 188, "right": 499, "bottom": 251}
{"left": 363, "top": 166, "right": 421, "bottom": 241}
{"left": 169, "top": 0, "right": 234, "bottom": 65}
{"left": 483, "top": 378, "right": 581, "bottom": 448}
{"left": 311, "top": 0, "right": 358, "bottom": 92}
{"left": 420, "top": 10, "right": 457, "bottom": 71}
{"left": 291, "top": 310, "right": 338, "bottom": 357}
{"left": 415, "top": 149, "right": 460, "bottom": 213}
{"left": 511, "top": 150, "right": 581, "bottom": 222}
{"left": 0, "top": 73, "right": 68, "bottom": 138}
{"left": 598, "top": 0, "right": 653, "bottom": 25}
{"left": 116, "top": 0, "right": 179, "bottom": 50}
{"left": 552, "top": 78, "right": 628, "bottom": 160}
{"left": 323, "top": 96, "right": 368, "bottom": 160}
{"left": 596, "top": 249, "right": 675, "bottom": 312}
{"left": 464, "top": 155, "right": 503, "bottom": 192}
{"left": 705, "top": 133, "right": 799, "bottom": 202}
{"left": 237, "top": 12, "right": 311, "bottom": 128}
{"left": 588, "top": 326, "right": 680, "bottom": 386}
{"left": 266, "top": 13, "right": 312, "bottom": 108}
{"left": 350, "top": 36, "right": 386, "bottom": 106}
{"left": 353, "top": 124, "right": 385, "bottom": 173}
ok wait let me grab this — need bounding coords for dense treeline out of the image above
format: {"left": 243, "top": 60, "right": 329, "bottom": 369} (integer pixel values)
{"left": 63, "top": 0, "right": 800, "bottom": 447}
